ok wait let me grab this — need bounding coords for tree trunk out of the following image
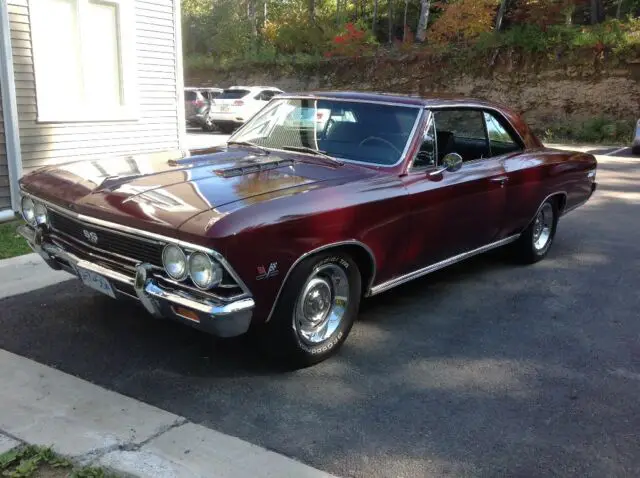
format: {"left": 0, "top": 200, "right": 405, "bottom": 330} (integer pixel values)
{"left": 495, "top": 0, "right": 508, "bottom": 31}
{"left": 616, "top": 0, "right": 623, "bottom": 18}
{"left": 416, "top": 0, "right": 431, "bottom": 42}
{"left": 308, "top": 0, "right": 315, "bottom": 24}
{"left": 590, "top": 0, "right": 603, "bottom": 24}
{"left": 402, "top": 0, "right": 408, "bottom": 42}
{"left": 353, "top": 0, "right": 358, "bottom": 21}
{"left": 388, "top": 0, "right": 394, "bottom": 43}
{"left": 247, "top": 0, "right": 257, "bottom": 39}
{"left": 373, "top": 0, "right": 379, "bottom": 36}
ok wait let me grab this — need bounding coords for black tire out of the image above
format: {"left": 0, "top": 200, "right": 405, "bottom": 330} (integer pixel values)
{"left": 512, "top": 198, "right": 559, "bottom": 264}
{"left": 260, "top": 252, "right": 361, "bottom": 368}
{"left": 202, "top": 120, "right": 216, "bottom": 132}
{"left": 632, "top": 144, "right": 640, "bottom": 156}
{"left": 217, "top": 124, "right": 236, "bottom": 135}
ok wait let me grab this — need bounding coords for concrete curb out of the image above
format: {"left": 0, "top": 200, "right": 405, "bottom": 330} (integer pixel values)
{"left": 0, "top": 350, "right": 337, "bottom": 478}
{"left": 0, "top": 253, "right": 73, "bottom": 300}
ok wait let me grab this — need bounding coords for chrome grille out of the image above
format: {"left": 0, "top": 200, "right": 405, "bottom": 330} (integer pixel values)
{"left": 48, "top": 210, "right": 164, "bottom": 266}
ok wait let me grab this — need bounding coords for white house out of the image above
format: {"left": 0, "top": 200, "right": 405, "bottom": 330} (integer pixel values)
{"left": 0, "top": 0, "right": 186, "bottom": 221}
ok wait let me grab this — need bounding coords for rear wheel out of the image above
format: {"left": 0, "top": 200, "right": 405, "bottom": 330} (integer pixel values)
{"left": 217, "top": 124, "right": 236, "bottom": 135}
{"left": 260, "top": 252, "right": 361, "bottom": 367}
{"left": 512, "top": 199, "right": 559, "bottom": 264}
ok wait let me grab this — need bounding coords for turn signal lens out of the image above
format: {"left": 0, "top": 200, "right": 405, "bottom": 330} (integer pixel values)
{"left": 21, "top": 197, "right": 36, "bottom": 225}
{"left": 188, "top": 252, "right": 223, "bottom": 289}
{"left": 162, "top": 245, "right": 188, "bottom": 281}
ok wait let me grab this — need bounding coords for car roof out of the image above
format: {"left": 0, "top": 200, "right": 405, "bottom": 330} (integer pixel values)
{"left": 277, "top": 90, "right": 511, "bottom": 111}
{"left": 227, "top": 86, "right": 282, "bottom": 91}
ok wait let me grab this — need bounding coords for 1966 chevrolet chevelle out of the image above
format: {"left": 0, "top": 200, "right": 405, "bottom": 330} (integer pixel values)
{"left": 17, "top": 92, "right": 597, "bottom": 365}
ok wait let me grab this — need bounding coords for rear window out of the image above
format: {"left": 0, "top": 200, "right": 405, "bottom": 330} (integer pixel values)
{"left": 185, "top": 91, "right": 197, "bottom": 101}
{"left": 217, "top": 89, "right": 251, "bottom": 99}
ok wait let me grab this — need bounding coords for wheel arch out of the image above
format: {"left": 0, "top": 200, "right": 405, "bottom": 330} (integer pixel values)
{"left": 527, "top": 191, "right": 567, "bottom": 229}
{"left": 265, "top": 240, "right": 377, "bottom": 323}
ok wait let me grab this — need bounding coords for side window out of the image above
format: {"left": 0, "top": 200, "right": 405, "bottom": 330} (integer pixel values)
{"left": 433, "top": 109, "right": 489, "bottom": 162}
{"left": 255, "top": 90, "right": 274, "bottom": 101}
{"left": 413, "top": 115, "right": 436, "bottom": 169}
{"left": 483, "top": 112, "right": 522, "bottom": 156}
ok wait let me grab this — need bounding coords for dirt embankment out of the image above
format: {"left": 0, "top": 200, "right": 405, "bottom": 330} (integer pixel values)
{"left": 186, "top": 52, "right": 640, "bottom": 129}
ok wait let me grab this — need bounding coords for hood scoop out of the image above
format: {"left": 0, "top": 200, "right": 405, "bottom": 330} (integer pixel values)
{"left": 214, "top": 159, "right": 295, "bottom": 178}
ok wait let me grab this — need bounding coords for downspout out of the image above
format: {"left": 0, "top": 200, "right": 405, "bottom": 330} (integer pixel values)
{"left": 0, "top": 0, "right": 23, "bottom": 222}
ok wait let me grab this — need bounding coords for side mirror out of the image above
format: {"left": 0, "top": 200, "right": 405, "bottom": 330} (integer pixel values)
{"left": 429, "top": 152, "right": 463, "bottom": 177}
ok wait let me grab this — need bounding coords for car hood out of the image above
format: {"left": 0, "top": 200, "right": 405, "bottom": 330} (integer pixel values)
{"left": 20, "top": 147, "right": 367, "bottom": 234}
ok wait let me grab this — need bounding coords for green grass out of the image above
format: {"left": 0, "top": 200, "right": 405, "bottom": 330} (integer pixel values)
{"left": 0, "top": 220, "right": 31, "bottom": 260}
{"left": 0, "top": 446, "right": 120, "bottom": 478}
{"left": 539, "top": 117, "right": 635, "bottom": 146}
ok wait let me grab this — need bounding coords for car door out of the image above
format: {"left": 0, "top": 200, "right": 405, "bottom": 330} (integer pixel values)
{"left": 402, "top": 108, "right": 508, "bottom": 267}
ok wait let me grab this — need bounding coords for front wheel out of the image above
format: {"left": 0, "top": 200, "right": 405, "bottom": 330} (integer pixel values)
{"left": 512, "top": 199, "right": 559, "bottom": 264}
{"left": 260, "top": 252, "right": 361, "bottom": 367}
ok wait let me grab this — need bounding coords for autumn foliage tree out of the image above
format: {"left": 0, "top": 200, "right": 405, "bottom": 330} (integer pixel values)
{"left": 429, "top": 0, "right": 501, "bottom": 44}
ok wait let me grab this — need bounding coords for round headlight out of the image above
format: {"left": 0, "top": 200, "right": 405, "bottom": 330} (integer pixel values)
{"left": 188, "top": 252, "right": 223, "bottom": 289}
{"left": 21, "top": 197, "right": 36, "bottom": 225}
{"left": 162, "top": 245, "right": 188, "bottom": 281}
{"left": 34, "top": 202, "right": 48, "bottom": 225}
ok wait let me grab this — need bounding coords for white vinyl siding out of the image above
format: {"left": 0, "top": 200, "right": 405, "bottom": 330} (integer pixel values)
{"left": 7, "top": 0, "right": 180, "bottom": 174}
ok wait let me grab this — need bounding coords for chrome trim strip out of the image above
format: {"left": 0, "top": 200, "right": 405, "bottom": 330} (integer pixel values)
{"left": 369, "top": 234, "right": 521, "bottom": 296}
{"left": 21, "top": 191, "right": 252, "bottom": 297}
{"left": 270, "top": 95, "right": 425, "bottom": 109}
{"left": 265, "top": 239, "right": 378, "bottom": 323}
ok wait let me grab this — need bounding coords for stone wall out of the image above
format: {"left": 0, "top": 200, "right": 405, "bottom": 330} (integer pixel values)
{"left": 186, "top": 53, "right": 640, "bottom": 129}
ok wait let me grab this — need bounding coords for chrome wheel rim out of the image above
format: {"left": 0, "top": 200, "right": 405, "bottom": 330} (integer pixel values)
{"left": 533, "top": 203, "right": 554, "bottom": 251}
{"left": 293, "top": 264, "right": 349, "bottom": 345}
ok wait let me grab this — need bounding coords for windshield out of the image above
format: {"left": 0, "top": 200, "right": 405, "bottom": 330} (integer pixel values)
{"left": 217, "top": 89, "right": 250, "bottom": 99}
{"left": 229, "top": 98, "right": 420, "bottom": 166}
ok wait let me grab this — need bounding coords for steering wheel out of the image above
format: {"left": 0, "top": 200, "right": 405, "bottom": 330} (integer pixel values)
{"left": 359, "top": 136, "right": 402, "bottom": 156}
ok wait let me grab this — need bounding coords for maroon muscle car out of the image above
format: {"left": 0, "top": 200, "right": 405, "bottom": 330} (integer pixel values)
{"left": 17, "top": 92, "right": 598, "bottom": 366}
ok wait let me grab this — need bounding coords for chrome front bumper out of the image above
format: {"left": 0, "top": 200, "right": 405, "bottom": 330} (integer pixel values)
{"left": 17, "top": 225, "right": 254, "bottom": 337}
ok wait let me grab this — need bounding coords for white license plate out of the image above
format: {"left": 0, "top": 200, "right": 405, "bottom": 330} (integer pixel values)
{"left": 220, "top": 104, "right": 230, "bottom": 112}
{"left": 77, "top": 267, "right": 116, "bottom": 299}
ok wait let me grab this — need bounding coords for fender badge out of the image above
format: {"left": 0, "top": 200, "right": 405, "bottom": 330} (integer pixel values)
{"left": 256, "top": 262, "right": 279, "bottom": 280}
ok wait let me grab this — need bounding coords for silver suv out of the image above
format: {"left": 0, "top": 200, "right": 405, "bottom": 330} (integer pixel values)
{"left": 185, "top": 87, "right": 223, "bottom": 126}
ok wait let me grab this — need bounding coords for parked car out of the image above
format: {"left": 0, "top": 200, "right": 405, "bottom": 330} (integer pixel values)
{"left": 184, "top": 87, "right": 223, "bottom": 126}
{"left": 632, "top": 119, "right": 640, "bottom": 155}
{"left": 17, "top": 92, "right": 597, "bottom": 366}
{"left": 205, "top": 86, "right": 284, "bottom": 133}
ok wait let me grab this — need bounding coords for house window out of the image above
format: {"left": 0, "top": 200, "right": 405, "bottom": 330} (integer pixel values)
{"left": 30, "top": 0, "right": 137, "bottom": 122}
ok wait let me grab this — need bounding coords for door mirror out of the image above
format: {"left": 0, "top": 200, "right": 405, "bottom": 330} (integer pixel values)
{"left": 429, "top": 152, "right": 463, "bottom": 177}
{"left": 442, "top": 152, "right": 463, "bottom": 172}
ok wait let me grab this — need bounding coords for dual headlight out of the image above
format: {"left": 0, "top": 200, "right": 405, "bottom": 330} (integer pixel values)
{"left": 162, "top": 244, "right": 223, "bottom": 290}
{"left": 21, "top": 196, "right": 48, "bottom": 226}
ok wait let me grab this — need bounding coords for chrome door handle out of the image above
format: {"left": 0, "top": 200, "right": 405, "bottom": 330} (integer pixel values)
{"left": 490, "top": 176, "right": 509, "bottom": 183}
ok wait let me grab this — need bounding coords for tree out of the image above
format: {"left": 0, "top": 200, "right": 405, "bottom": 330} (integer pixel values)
{"left": 309, "top": 0, "right": 316, "bottom": 24}
{"left": 416, "top": 0, "right": 432, "bottom": 42}
{"left": 590, "top": 0, "right": 604, "bottom": 22}
{"left": 403, "top": 0, "right": 409, "bottom": 41}
{"left": 495, "top": 0, "right": 508, "bottom": 30}
{"left": 373, "top": 0, "right": 379, "bottom": 35}
{"left": 388, "top": 0, "right": 394, "bottom": 42}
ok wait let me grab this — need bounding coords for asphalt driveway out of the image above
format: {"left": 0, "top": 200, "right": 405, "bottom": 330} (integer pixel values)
{"left": 0, "top": 152, "right": 639, "bottom": 477}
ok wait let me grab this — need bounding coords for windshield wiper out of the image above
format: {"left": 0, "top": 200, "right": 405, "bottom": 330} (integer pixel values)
{"left": 227, "top": 141, "right": 270, "bottom": 155}
{"left": 280, "top": 146, "right": 343, "bottom": 165}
